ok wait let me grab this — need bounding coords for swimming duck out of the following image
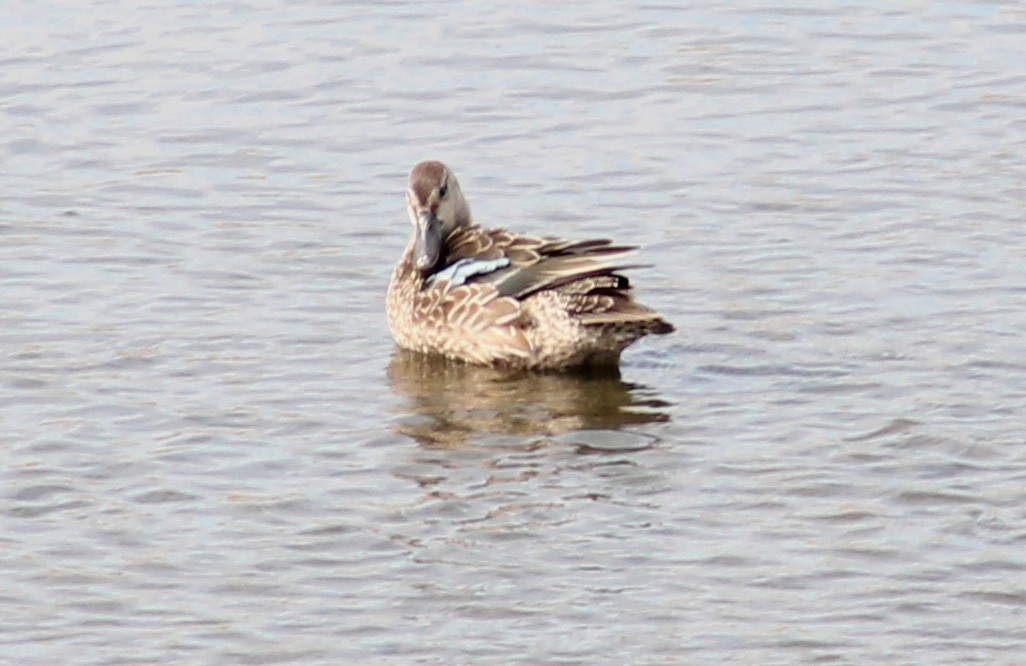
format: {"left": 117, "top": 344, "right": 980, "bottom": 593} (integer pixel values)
{"left": 387, "top": 160, "right": 673, "bottom": 370}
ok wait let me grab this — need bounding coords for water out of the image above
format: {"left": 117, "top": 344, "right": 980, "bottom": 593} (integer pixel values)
{"left": 3, "top": 1, "right": 1026, "bottom": 663}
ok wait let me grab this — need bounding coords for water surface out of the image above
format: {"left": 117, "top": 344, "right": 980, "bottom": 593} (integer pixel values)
{"left": 3, "top": 1, "right": 1026, "bottom": 663}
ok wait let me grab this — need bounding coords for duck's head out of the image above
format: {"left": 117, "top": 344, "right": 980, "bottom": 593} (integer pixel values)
{"left": 406, "top": 160, "right": 471, "bottom": 276}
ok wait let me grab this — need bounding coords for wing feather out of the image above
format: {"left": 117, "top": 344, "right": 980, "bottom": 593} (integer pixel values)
{"left": 431, "top": 223, "right": 672, "bottom": 334}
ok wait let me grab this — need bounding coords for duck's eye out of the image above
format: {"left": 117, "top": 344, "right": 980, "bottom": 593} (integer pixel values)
{"left": 438, "top": 183, "right": 448, "bottom": 198}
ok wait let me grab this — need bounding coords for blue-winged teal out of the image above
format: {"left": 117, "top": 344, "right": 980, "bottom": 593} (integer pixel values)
{"left": 387, "top": 160, "right": 674, "bottom": 370}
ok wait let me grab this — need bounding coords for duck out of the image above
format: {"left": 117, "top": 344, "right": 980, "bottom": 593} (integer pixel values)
{"left": 386, "top": 160, "right": 674, "bottom": 370}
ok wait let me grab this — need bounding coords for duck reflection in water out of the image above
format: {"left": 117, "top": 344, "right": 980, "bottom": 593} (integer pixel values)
{"left": 387, "top": 350, "right": 671, "bottom": 448}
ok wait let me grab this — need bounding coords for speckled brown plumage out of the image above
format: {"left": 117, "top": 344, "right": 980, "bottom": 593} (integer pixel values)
{"left": 387, "top": 160, "right": 674, "bottom": 370}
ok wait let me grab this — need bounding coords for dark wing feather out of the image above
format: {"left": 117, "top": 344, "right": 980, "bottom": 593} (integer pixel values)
{"left": 440, "top": 225, "right": 645, "bottom": 299}
{"left": 488, "top": 258, "right": 647, "bottom": 299}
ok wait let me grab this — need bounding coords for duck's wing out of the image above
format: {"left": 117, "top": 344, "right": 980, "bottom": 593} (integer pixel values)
{"left": 433, "top": 225, "right": 673, "bottom": 335}
{"left": 442, "top": 225, "right": 644, "bottom": 299}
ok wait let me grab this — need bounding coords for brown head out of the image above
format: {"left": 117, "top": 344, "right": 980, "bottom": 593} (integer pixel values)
{"left": 406, "top": 160, "right": 472, "bottom": 276}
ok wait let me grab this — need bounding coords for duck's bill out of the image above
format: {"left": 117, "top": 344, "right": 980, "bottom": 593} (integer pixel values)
{"left": 414, "top": 211, "right": 443, "bottom": 276}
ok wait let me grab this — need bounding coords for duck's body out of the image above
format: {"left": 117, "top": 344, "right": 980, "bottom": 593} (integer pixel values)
{"left": 387, "top": 161, "right": 673, "bottom": 370}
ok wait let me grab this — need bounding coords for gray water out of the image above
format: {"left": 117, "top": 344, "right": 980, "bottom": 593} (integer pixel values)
{"left": 3, "top": 1, "right": 1026, "bottom": 664}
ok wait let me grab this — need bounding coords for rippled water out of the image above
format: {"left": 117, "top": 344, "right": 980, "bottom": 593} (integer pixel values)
{"left": 3, "top": 1, "right": 1026, "bottom": 663}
